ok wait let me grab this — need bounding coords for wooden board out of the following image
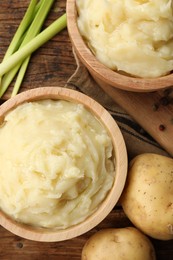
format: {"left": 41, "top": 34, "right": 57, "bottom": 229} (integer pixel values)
{"left": 94, "top": 77, "right": 173, "bottom": 157}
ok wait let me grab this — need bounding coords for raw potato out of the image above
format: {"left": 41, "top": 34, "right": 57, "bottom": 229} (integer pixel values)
{"left": 81, "top": 227, "right": 156, "bottom": 260}
{"left": 121, "top": 153, "right": 173, "bottom": 240}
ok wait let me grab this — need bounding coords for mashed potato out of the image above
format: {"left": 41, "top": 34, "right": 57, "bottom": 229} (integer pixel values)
{"left": 76, "top": 0, "right": 173, "bottom": 78}
{"left": 0, "top": 100, "right": 114, "bottom": 229}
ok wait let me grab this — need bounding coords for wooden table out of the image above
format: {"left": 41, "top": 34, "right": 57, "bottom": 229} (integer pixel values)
{"left": 0, "top": 1, "right": 173, "bottom": 259}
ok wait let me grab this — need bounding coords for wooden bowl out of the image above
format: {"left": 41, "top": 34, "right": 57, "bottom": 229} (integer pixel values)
{"left": 66, "top": 0, "right": 173, "bottom": 92}
{"left": 0, "top": 87, "right": 127, "bottom": 242}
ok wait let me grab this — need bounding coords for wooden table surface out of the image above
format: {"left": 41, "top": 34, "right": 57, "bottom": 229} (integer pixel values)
{"left": 0, "top": 1, "right": 173, "bottom": 259}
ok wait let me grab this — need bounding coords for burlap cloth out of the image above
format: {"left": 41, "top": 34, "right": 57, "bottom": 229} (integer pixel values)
{"left": 65, "top": 52, "right": 169, "bottom": 160}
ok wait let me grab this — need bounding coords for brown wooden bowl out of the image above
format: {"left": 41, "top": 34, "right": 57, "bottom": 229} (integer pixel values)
{"left": 66, "top": 0, "right": 173, "bottom": 92}
{"left": 0, "top": 87, "right": 127, "bottom": 242}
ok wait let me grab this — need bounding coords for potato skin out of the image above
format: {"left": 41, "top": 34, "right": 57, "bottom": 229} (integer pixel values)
{"left": 121, "top": 153, "right": 173, "bottom": 240}
{"left": 81, "top": 227, "right": 156, "bottom": 260}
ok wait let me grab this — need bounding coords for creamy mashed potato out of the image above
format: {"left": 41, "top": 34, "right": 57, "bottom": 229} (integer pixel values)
{"left": 76, "top": 0, "right": 173, "bottom": 78}
{"left": 0, "top": 100, "right": 114, "bottom": 229}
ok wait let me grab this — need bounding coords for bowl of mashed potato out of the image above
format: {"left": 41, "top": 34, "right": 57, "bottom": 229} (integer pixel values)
{"left": 67, "top": 0, "right": 173, "bottom": 92}
{"left": 0, "top": 87, "right": 127, "bottom": 241}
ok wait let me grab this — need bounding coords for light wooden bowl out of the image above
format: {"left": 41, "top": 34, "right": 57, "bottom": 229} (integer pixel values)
{"left": 66, "top": 0, "right": 173, "bottom": 92}
{"left": 0, "top": 87, "right": 127, "bottom": 242}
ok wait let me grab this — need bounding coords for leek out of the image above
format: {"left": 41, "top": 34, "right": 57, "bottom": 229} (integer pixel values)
{"left": 0, "top": 14, "right": 67, "bottom": 78}
{"left": 0, "top": 0, "right": 55, "bottom": 97}
{"left": 2, "top": 0, "right": 38, "bottom": 60}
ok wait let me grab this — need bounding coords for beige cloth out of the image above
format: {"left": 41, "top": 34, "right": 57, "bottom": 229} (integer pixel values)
{"left": 65, "top": 52, "right": 169, "bottom": 160}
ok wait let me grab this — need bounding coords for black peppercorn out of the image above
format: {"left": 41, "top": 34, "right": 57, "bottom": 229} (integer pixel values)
{"left": 160, "top": 97, "right": 169, "bottom": 106}
{"left": 159, "top": 124, "right": 165, "bottom": 131}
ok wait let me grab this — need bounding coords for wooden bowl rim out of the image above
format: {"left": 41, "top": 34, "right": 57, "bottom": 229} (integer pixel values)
{"left": 0, "top": 87, "right": 127, "bottom": 242}
{"left": 66, "top": 0, "right": 173, "bottom": 92}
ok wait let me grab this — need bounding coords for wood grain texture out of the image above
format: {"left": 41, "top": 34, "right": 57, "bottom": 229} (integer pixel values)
{"left": 0, "top": 1, "right": 172, "bottom": 259}
{"left": 94, "top": 77, "right": 173, "bottom": 157}
{"left": 0, "top": 0, "right": 76, "bottom": 100}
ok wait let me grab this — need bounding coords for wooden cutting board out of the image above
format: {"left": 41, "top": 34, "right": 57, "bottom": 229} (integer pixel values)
{"left": 93, "top": 77, "right": 173, "bottom": 157}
